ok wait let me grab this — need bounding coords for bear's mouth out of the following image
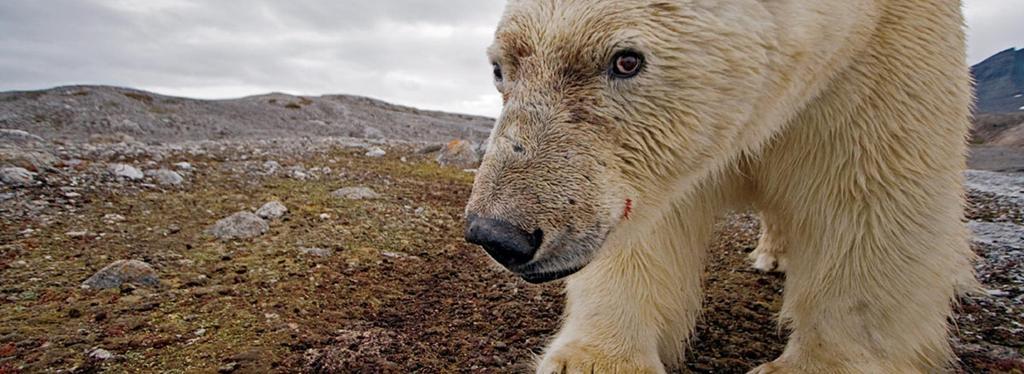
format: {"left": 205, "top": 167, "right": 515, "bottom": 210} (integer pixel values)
{"left": 515, "top": 264, "right": 586, "bottom": 284}
{"left": 507, "top": 225, "right": 608, "bottom": 283}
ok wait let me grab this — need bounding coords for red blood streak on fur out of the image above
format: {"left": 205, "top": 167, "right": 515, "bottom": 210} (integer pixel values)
{"left": 622, "top": 199, "right": 633, "bottom": 220}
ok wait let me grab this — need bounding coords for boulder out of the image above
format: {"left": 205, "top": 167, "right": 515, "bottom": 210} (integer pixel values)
{"left": 208, "top": 212, "right": 269, "bottom": 241}
{"left": 108, "top": 163, "right": 144, "bottom": 180}
{"left": 0, "top": 129, "right": 45, "bottom": 147}
{"left": 263, "top": 160, "right": 281, "bottom": 174}
{"left": 287, "top": 166, "right": 311, "bottom": 180}
{"left": 256, "top": 201, "right": 288, "bottom": 220}
{"left": 0, "top": 148, "right": 57, "bottom": 172}
{"left": 331, "top": 187, "right": 381, "bottom": 200}
{"left": 436, "top": 140, "right": 480, "bottom": 168}
{"left": 0, "top": 167, "right": 34, "bottom": 186}
{"left": 146, "top": 169, "right": 184, "bottom": 186}
{"left": 299, "top": 247, "right": 333, "bottom": 257}
{"left": 88, "top": 347, "right": 114, "bottom": 361}
{"left": 82, "top": 260, "right": 159, "bottom": 289}
{"left": 416, "top": 143, "right": 444, "bottom": 154}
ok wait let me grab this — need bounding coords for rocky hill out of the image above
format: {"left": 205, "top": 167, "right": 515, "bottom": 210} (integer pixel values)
{"left": 972, "top": 47, "right": 1024, "bottom": 114}
{"left": 0, "top": 85, "right": 493, "bottom": 145}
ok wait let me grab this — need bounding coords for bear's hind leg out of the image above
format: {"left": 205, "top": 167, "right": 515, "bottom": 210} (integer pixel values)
{"left": 751, "top": 178, "right": 969, "bottom": 373}
{"left": 748, "top": 211, "right": 788, "bottom": 273}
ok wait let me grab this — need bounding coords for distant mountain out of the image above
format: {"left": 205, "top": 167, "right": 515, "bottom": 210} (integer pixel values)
{"left": 0, "top": 85, "right": 493, "bottom": 144}
{"left": 972, "top": 48, "right": 1024, "bottom": 114}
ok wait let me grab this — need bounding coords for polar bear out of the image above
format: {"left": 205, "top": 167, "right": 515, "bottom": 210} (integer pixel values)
{"left": 463, "top": 0, "right": 976, "bottom": 372}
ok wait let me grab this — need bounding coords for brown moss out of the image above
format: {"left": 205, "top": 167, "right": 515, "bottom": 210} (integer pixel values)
{"left": 123, "top": 92, "right": 155, "bottom": 104}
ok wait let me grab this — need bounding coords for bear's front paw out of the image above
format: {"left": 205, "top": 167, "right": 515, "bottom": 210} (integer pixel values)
{"left": 536, "top": 342, "right": 665, "bottom": 374}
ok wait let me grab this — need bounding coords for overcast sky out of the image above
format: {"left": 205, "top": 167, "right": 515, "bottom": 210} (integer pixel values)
{"left": 0, "top": 1, "right": 1020, "bottom": 117}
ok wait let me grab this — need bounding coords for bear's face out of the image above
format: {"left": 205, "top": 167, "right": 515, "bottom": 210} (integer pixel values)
{"left": 466, "top": 0, "right": 775, "bottom": 283}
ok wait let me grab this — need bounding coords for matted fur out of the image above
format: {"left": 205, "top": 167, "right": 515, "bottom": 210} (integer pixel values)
{"left": 465, "top": 0, "right": 976, "bottom": 372}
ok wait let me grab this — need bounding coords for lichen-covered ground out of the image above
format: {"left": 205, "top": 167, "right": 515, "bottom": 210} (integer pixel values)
{"left": 1, "top": 144, "right": 1021, "bottom": 373}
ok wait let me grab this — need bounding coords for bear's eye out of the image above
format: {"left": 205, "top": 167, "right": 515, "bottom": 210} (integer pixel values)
{"left": 492, "top": 63, "right": 503, "bottom": 83}
{"left": 610, "top": 51, "right": 644, "bottom": 79}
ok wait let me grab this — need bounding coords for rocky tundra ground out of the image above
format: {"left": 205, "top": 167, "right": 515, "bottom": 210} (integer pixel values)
{"left": 1, "top": 129, "right": 1022, "bottom": 373}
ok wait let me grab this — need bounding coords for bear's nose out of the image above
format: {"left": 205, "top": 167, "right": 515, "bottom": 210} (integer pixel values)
{"left": 464, "top": 214, "right": 543, "bottom": 268}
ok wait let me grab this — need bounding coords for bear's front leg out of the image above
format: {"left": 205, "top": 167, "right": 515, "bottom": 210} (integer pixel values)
{"left": 536, "top": 210, "right": 710, "bottom": 374}
{"left": 537, "top": 273, "right": 668, "bottom": 374}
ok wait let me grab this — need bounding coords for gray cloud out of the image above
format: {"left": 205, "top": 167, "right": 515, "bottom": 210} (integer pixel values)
{"left": 0, "top": 0, "right": 1019, "bottom": 117}
{"left": 964, "top": 0, "right": 1024, "bottom": 65}
{"left": 0, "top": 0, "right": 507, "bottom": 116}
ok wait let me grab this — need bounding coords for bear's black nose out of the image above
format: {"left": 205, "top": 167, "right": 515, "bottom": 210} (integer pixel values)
{"left": 464, "top": 214, "right": 543, "bottom": 268}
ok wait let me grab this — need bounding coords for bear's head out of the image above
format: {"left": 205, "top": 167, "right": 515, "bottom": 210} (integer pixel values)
{"left": 465, "top": 0, "right": 781, "bottom": 283}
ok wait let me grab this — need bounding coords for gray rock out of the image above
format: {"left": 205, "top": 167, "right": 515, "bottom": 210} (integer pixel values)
{"left": 287, "top": 166, "right": 310, "bottom": 180}
{"left": 331, "top": 187, "right": 381, "bottom": 200}
{"left": 66, "top": 230, "right": 89, "bottom": 238}
{"left": 416, "top": 143, "right": 444, "bottom": 154}
{"left": 256, "top": 201, "right": 288, "bottom": 220}
{"left": 102, "top": 213, "right": 126, "bottom": 223}
{"left": 363, "top": 126, "right": 384, "bottom": 139}
{"left": 219, "top": 362, "right": 240, "bottom": 373}
{"left": 174, "top": 162, "right": 193, "bottom": 171}
{"left": 88, "top": 347, "right": 114, "bottom": 360}
{"left": 82, "top": 260, "right": 159, "bottom": 289}
{"left": 108, "top": 163, "right": 144, "bottom": 180}
{"left": 299, "top": 247, "right": 333, "bottom": 257}
{"left": 436, "top": 140, "right": 480, "bottom": 168}
{"left": 0, "top": 130, "right": 53, "bottom": 172}
{"left": 263, "top": 160, "right": 281, "bottom": 174}
{"left": 146, "top": 169, "right": 184, "bottom": 186}
{"left": 208, "top": 212, "right": 269, "bottom": 240}
{"left": 364, "top": 147, "right": 386, "bottom": 158}
{"left": 0, "top": 167, "right": 34, "bottom": 186}
{"left": 0, "top": 148, "right": 57, "bottom": 171}
{"left": 0, "top": 129, "right": 45, "bottom": 146}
